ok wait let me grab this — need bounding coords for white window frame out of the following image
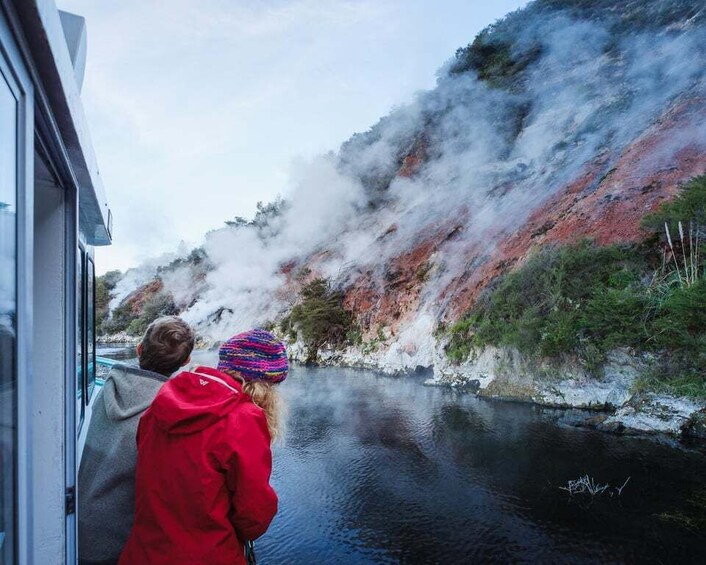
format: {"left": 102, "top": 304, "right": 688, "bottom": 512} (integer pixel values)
{"left": 0, "top": 6, "right": 34, "bottom": 565}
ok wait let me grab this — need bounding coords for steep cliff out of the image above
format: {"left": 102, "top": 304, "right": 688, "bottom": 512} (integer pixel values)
{"left": 101, "top": 0, "right": 706, "bottom": 431}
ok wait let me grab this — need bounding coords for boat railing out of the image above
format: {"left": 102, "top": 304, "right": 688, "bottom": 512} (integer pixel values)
{"left": 95, "top": 355, "right": 119, "bottom": 385}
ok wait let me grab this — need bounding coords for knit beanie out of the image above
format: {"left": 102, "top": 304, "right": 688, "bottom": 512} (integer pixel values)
{"left": 217, "top": 329, "right": 289, "bottom": 384}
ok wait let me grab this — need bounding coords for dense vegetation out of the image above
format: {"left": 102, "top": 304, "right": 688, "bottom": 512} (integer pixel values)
{"left": 533, "top": 0, "right": 705, "bottom": 29}
{"left": 449, "top": 30, "right": 541, "bottom": 88}
{"left": 447, "top": 176, "right": 706, "bottom": 398}
{"left": 449, "top": 0, "right": 705, "bottom": 88}
{"left": 280, "top": 278, "right": 353, "bottom": 364}
{"left": 100, "top": 281, "right": 177, "bottom": 337}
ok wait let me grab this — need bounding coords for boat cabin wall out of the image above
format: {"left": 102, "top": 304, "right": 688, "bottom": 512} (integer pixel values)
{"left": 1, "top": 0, "right": 111, "bottom": 562}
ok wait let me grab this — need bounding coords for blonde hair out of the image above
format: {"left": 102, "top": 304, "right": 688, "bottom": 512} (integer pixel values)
{"left": 243, "top": 381, "right": 285, "bottom": 442}
{"left": 222, "top": 370, "right": 285, "bottom": 442}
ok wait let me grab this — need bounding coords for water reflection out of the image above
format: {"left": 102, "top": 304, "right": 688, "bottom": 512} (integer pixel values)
{"left": 262, "top": 367, "right": 706, "bottom": 564}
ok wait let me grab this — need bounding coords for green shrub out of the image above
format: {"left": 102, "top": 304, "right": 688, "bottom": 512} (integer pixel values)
{"left": 450, "top": 29, "right": 541, "bottom": 88}
{"left": 446, "top": 231, "right": 706, "bottom": 395}
{"left": 649, "top": 280, "right": 706, "bottom": 386}
{"left": 102, "top": 286, "right": 177, "bottom": 337}
{"left": 652, "top": 280, "right": 706, "bottom": 351}
{"left": 417, "top": 262, "right": 432, "bottom": 282}
{"left": 279, "top": 315, "right": 297, "bottom": 342}
{"left": 446, "top": 318, "right": 475, "bottom": 363}
{"left": 636, "top": 369, "right": 706, "bottom": 400}
{"left": 631, "top": 178, "right": 706, "bottom": 392}
{"left": 289, "top": 278, "right": 352, "bottom": 363}
{"left": 96, "top": 270, "right": 122, "bottom": 334}
{"left": 126, "top": 318, "right": 148, "bottom": 337}
{"left": 346, "top": 325, "right": 363, "bottom": 346}
{"left": 447, "top": 241, "right": 649, "bottom": 369}
{"left": 102, "top": 300, "right": 134, "bottom": 335}
{"left": 581, "top": 287, "right": 651, "bottom": 352}
{"left": 642, "top": 175, "right": 706, "bottom": 234}
{"left": 123, "top": 292, "right": 178, "bottom": 337}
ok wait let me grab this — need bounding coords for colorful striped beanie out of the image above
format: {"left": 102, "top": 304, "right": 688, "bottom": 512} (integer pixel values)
{"left": 217, "top": 329, "right": 289, "bottom": 384}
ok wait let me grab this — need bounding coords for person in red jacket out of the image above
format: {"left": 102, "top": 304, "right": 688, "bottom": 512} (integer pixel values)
{"left": 119, "top": 329, "right": 288, "bottom": 565}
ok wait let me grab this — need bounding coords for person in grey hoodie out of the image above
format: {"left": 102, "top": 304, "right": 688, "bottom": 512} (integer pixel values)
{"left": 78, "top": 316, "right": 195, "bottom": 565}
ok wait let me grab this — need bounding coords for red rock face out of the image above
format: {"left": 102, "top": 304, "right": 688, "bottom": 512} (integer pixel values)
{"left": 123, "top": 279, "right": 165, "bottom": 314}
{"left": 443, "top": 96, "right": 706, "bottom": 320}
{"left": 542, "top": 96, "right": 706, "bottom": 246}
{"left": 336, "top": 95, "right": 706, "bottom": 330}
{"left": 398, "top": 138, "right": 428, "bottom": 179}
{"left": 273, "top": 94, "right": 706, "bottom": 342}
{"left": 343, "top": 236, "right": 438, "bottom": 337}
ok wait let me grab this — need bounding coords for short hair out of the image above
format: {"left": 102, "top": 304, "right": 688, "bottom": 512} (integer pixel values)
{"left": 139, "top": 316, "right": 195, "bottom": 376}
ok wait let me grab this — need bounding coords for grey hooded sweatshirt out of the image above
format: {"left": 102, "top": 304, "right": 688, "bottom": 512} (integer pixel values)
{"left": 78, "top": 364, "right": 168, "bottom": 564}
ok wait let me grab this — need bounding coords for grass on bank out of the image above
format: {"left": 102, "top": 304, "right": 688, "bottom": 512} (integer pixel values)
{"left": 446, "top": 175, "right": 706, "bottom": 397}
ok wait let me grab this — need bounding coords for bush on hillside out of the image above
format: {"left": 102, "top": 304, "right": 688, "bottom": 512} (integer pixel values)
{"left": 450, "top": 30, "right": 541, "bottom": 88}
{"left": 284, "top": 278, "right": 352, "bottom": 364}
{"left": 101, "top": 283, "right": 177, "bottom": 337}
{"left": 649, "top": 280, "right": 706, "bottom": 396}
{"left": 446, "top": 241, "right": 649, "bottom": 367}
{"left": 447, "top": 175, "right": 706, "bottom": 396}
{"left": 642, "top": 175, "right": 706, "bottom": 234}
{"left": 96, "top": 270, "right": 121, "bottom": 332}
{"left": 125, "top": 292, "right": 178, "bottom": 337}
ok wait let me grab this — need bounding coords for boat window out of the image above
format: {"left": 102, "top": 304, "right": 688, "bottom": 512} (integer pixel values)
{"left": 77, "top": 250, "right": 85, "bottom": 432}
{"left": 86, "top": 257, "right": 96, "bottom": 400}
{"left": 0, "top": 69, "right": 17, "bottom": 564}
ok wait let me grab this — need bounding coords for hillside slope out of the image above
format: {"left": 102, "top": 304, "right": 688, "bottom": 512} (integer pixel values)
{"left": 102, "top": 0, "right": 706, "bottom": 432}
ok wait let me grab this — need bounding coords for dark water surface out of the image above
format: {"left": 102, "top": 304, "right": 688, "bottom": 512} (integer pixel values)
{"left": 99, "top": 349, "right": 706, "bottom": 564}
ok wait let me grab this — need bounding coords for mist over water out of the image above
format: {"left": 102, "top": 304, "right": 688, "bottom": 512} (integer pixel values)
{"left": 260, "top": 367, "right": 706, "bottom": 564}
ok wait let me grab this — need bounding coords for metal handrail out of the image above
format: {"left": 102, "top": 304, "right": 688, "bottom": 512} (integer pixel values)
{"left": 94, "top": 356, "right": 122, "bottom": 387}
{"left": 96, "top": 355, "right": 119, "bottom": 367}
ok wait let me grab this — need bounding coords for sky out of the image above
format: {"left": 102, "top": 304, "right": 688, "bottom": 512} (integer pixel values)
{"left": 58, "top": 0, "right": 529, "bottom": 274}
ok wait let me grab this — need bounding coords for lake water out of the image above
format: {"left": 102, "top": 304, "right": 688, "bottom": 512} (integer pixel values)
{"left": 98, "top": 348, "right": 706, "bottom": 564}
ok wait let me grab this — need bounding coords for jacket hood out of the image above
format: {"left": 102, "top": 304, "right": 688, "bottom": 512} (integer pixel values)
{"left": 148, "top": 366, "right": 245, "bottom": 435}
{"left": 102, "top": 364, "right": 169, "bottom": 421}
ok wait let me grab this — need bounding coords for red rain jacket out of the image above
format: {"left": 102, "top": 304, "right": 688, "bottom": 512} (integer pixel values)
{"left": 119, "top": 366, "right": 278, "bottom": 565}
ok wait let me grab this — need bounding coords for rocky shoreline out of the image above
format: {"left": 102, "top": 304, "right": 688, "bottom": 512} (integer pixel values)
{"left": 99, "top": 334, "right": 705, "bottom": 440}
{"left": 287, "top": 339, "right": 706, "bottom": 440}
{"left": 97, "top": 332, "right": 140, "bottom": 345}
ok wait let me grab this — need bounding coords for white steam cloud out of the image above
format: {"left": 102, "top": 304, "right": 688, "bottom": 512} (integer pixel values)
{"left": 179, "top": 155, "right": 367, "bottom": 338}
{"left": 115, "top": 4, "right": 706, "bottom": 353}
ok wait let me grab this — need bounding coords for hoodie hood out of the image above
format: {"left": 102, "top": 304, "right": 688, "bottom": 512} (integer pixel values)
{"left": 148, "top": 366, "right": 245, "bottom": 435}
{"left": 103, "top": 364, "right": 169, "bottom": 421}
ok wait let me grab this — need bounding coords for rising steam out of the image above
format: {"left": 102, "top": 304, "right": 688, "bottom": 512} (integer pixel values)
{"left": 113, "top": 1, "right": 706, "bottom": 369}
